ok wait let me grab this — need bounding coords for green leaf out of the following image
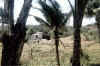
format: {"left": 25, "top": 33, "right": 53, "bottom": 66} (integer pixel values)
{"left": 34, "top": 16, "right": 51, "bottom": 28}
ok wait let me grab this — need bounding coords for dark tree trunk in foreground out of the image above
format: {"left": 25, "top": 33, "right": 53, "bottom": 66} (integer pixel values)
{"left": 54, "top": 27, "right": 60, "bottom": 66}
{"left": 1, "top": 0, "right": 32, "bottom": 66}
{"left": 1, "top": 29, "right": 26, "bottom": 66}
{"left": 96, "top": 11, "right": 100, "bottom": 42}
{"left": 73, "top": 28, "right": 81, "bottom": 66}
{"left": 72, "top": 0, "right": 88, "bottom": 66}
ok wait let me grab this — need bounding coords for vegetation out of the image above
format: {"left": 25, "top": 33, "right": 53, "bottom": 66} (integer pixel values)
{"left": 0, "top": 0, "right": 100, "bottom": 66}
{"left": 0, "top": 0, "right": 32, "bottom": 66}
{"left": 34, "top": 1, "right": 72, "bottom": 66}
{"left": 70, "top": 0, "right": 88, "bottom": 66}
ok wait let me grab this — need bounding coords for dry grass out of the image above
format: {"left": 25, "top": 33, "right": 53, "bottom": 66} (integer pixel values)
{"left": 0, "top": 36, "right": 99, "bottom": 66}
{"left": 20, "top": 36, "right": 100, "bottom": 66}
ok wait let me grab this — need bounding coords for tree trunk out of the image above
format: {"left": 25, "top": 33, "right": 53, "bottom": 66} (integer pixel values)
{"left": 71, "top": 0, "right": 88, "bottom": 66}
{"left": 54, "top": 27, "right": 60, "bottom": 66}
{"left": 1, "top": 25, "right": 26, "bottom": 66}
{"left": 96, "top": 10, "right": 100, "bottom": 42}
{"left": 72, "top": 28, "right": 81, "bottom": 66}
{"left": 1, "top": 0, "right": 32, "bottom": 66}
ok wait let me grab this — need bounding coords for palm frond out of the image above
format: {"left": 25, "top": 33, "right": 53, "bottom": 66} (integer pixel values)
{"left": 34, "top": 16, "right": 51, "bottom": 28}
{"left": 50, "top": 0, "right": 60, "bottom": 10}
{"left": 38, "top": 0, "right": 64, "bottom": 27}
{"left": 0, "top": 8, "right": 4, "bottom": 17}
{"left": 60, "top": 10, "right": 72, "bottom": 27}
{"left": 67, "top": 0, "right": 75, "bottom": 16}
{"left": 38, "top": 1, "right": 54, "bottom": 24}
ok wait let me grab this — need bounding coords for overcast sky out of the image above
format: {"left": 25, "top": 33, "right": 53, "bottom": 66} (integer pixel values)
{"left": 0, "top": 0, "right": 96, "bottom": 26}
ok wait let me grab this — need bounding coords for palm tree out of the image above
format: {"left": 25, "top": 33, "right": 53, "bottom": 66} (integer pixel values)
{"left": 34, "top": 0, "right": 72, "bottom": 66}
{"left": 1, "top": 0, "right": 32, "bottom": 66}
{"left": 96, "top": 11, "right": 100, "bottom": 41}
{"left": 68, "top": 0, "right": 88, "bottom": 66}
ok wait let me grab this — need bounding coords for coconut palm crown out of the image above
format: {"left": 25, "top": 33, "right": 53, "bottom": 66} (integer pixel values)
{"left": 34, "top": 0, "right": 72, "bottom": 31}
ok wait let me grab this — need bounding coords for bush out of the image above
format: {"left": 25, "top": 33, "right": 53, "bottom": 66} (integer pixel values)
{"left": 82, "top": 27, "right": 99, "bottom": 42}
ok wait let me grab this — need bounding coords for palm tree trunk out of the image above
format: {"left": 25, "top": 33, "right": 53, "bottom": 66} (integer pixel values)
{"left": 96, "top": 10, "right": 100, "bottom": 42}
{"left": 71, "top": 1, "right": 88, "bottom": 66}
{"left": 72, "top": 28, "right": 81, "bottom": 66}
{"left": 1, "top": 0, "right": 32, "bottom": 66}
{"left": 1, "top": 26, "right": 26, "bottom": 66}
{"left": 54, "top": 27, "right": 60, "bottom": 66}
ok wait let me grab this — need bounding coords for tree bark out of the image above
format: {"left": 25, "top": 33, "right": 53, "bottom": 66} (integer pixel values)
{"left": 1, "top": 0, "right": 32, "bottom": 66}
{"left": 72, "top": 28, "right": 81, "bottom": 66}
{"left": 54, "top": 27, "right": 60, "bottom": 66}
{"left": 1, "top": 30, "right": 25, "bottom": 66}
{"left": 72, "top": 0, "right": 88, "bottom": 66}
{"left": 96, "top": 10, "right": 100, "bottom": 42}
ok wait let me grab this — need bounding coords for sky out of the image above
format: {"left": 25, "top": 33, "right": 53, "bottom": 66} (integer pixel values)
{"left": 0, "top": 0, "right": 96, "bottom": 26}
